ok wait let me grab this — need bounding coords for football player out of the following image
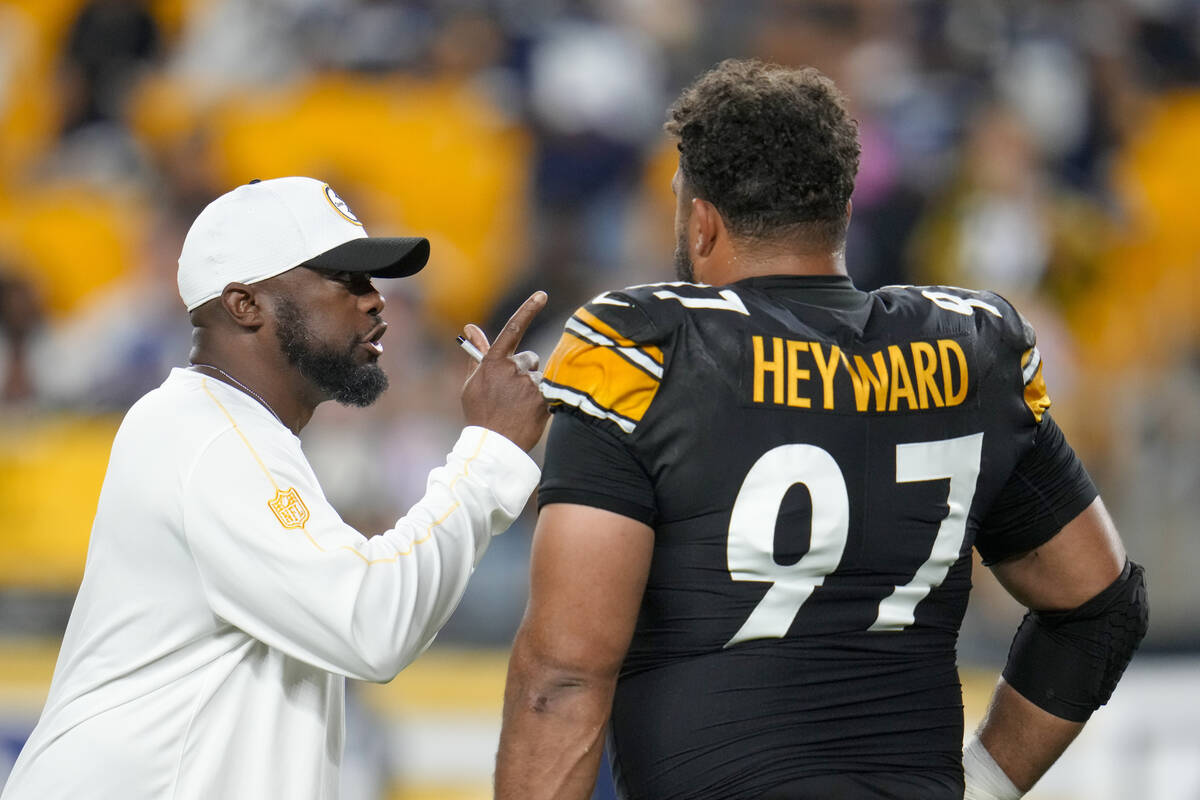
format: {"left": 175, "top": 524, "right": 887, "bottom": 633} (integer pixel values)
{"left": 494, "top": 60, "right": 1147, "bottom": 800}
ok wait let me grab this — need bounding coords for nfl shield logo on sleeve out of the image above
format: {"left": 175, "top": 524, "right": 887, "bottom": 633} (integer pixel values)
{"left": 268, "top": 487, "right": 310, "bottom": 529}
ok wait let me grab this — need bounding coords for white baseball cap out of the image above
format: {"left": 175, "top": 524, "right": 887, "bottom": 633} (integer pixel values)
{"left": 178, "top": 176, "right": 429, "bottom": 311}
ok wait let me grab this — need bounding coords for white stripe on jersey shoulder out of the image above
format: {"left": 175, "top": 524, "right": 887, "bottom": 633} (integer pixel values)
{"left": 540, "top": 382, "right": 637, "bottom": 434}
{"left": 621, "top": 280, "right": 711, "bottom": 291}
{"left": 652, "top": 287, "right": 749, "bottom": 315}
{"left": 1022, "top": 346, "right": 1042, "bottom": 385}
{"left": 614, "top": 280, "right": 752, "bottom": 315}
{"left": 586, "top": 281, "right": 713, "bottom": 307}
{"left": 564, "top": 317, "right": 664, "bottom": 379}
{"left": 589, "top": 292, "right": 632, "bottom": 308}
{"left": 880, "top": 283, "right": 990, "bottom": 295}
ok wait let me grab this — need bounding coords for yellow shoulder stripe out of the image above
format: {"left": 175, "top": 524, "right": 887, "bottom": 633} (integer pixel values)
{"left": 1021, "top": 349, "right": 1051, "bottom": 423}
{"left": 543, "top": 331, "right": 660, "bottom": 428}
{"left": 574, "top": 308, "right": 664, "bottom": 366}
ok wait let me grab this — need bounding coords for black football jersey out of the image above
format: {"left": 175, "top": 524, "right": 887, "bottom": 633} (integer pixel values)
{"left": 538, "top": 275, "right": 1097, "bottom": 800}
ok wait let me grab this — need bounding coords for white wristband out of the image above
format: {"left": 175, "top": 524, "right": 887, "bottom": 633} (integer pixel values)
{"left": 963, "top": 735, "right": 1023, "bottom": 800}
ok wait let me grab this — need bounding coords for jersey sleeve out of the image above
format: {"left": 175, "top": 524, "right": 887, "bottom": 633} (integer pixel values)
{"left": 974, "top": 414, "right": 1099, "bottom": 564}
{"left": 980, "top": 289, "right": 1052, "bottom": 424}
{"left": 538, "top": 411, "right": 657, "bottom": 524}
{"left": 539, "top": 290, "right": 670, "bottom": 437}
{"left": 536, "top": 287, "right": 680, "bottom": 523}
{"left": 183, "top": 425, "right": 538, "bottom": 682}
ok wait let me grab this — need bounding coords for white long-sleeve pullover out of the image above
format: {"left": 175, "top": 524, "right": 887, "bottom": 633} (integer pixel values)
{"left": 1, "top": 368, "right": 538, "bottom": 799}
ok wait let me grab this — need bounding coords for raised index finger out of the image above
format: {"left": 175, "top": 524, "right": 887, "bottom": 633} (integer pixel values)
{"left": 486, "top": 291, "right": 548, "bottom": 359}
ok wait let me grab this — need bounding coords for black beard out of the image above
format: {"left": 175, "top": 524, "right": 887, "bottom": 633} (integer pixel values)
{"left": 274, "top": 298, "right": 388, "bottom": 407}
{"left": 673, "top": 233, "right": 695, "bottom": 282}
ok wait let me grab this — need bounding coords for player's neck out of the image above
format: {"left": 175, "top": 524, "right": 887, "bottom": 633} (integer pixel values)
{"left": 706, "top": 244, "right": 848, "bottom": 285}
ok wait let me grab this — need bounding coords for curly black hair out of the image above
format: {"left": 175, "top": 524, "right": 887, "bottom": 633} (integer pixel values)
{"left": 665, "top": 59, "right": 860, "bottom": 248}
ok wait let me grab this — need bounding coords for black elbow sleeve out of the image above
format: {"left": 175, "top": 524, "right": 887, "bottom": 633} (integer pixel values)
{"left": 1002, "top": 560, "right": 1149, "bottom": 722}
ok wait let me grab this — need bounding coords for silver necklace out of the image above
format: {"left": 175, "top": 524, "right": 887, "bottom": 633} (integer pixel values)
{"left": 191, "top": 363, "right": 286, "bottom": 427}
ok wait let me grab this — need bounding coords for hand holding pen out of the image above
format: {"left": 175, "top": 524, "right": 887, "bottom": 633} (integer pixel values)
{"left": 457, "top": 336, "right": 544, "bottom": 384}
{"left": 457, "top": 291, "right": 551, "bottom": 452}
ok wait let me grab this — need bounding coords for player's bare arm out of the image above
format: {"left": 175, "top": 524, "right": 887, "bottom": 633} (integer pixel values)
{"left": 495, "top": 503, "right": 654, "bottom": 800}
{"left": 967, "top": 497, "right": 1147, "bottom": 798}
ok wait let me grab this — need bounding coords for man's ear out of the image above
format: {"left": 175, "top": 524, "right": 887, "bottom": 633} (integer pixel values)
{"left": 689, "top": 197, "right": 726, "bottom": 260}
{"left": 218, "top": 283, "right": 265, "bottom": 330}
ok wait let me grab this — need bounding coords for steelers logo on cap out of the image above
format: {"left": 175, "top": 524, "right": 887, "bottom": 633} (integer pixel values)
{"left": 323, "top": 185, "right": 364, "bottom": 226}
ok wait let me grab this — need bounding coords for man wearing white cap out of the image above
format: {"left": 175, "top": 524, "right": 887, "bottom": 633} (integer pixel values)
{"left": 1, "top": 177, "right": 550, "bottom": 799}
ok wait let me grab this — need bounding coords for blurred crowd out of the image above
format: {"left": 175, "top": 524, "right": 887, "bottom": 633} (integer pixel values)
{"left": 0, "top": 0, "right": 1197, "bottom": 650}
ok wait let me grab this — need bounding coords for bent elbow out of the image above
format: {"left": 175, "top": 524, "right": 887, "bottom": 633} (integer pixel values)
{"left": 354, "top": 648, "right": 412, "bottom": 683}
{"left": 357, "top": 660, "right": 402, "bottom": 684}
{"left": 349, "top": 631, "right": 425, "bottom": 683}
{"left": 510, "top": 647, "right": 620, "bottom": 712}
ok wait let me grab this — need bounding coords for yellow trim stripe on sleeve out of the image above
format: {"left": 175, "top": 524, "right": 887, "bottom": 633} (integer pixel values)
{"left": 201, "top": 379, "right": 489, "bottom": 565}
{"left": 201, "top": 379, "right": 281, "bottom": 493}
{"left": 336, "top": 429, "right": 490, "bottom": 565}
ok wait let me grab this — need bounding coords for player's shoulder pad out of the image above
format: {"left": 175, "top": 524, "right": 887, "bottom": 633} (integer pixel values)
{"left": 572, "top": 284, "right": 674, "bottom": 344}
{"left": 878, "top": 283, "right": 1035, "bottom": 351}
{"left": 588, "top": 280, "right": 746, "bottom": 337}
{"left": 880, "top": 284, "right": 1048, "bottom": 417}
{"left": 539, "top": 282, "right": 701, "bottom": 435}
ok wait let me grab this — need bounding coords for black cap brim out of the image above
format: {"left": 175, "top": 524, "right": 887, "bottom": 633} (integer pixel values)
{"left": 306, "top": 237, "right": 430, "bottom": 278}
